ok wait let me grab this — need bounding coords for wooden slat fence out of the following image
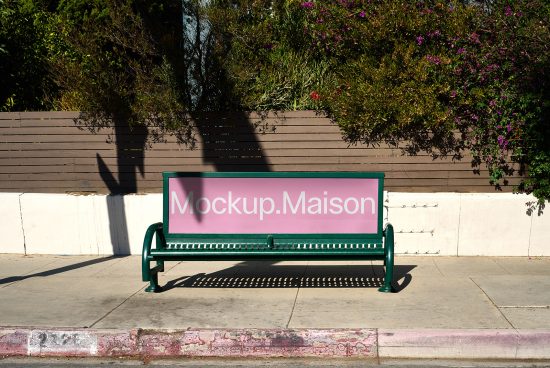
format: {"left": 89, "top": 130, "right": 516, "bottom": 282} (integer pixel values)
{"left": 0, "top": 111, "right": 522, "bottom": 193}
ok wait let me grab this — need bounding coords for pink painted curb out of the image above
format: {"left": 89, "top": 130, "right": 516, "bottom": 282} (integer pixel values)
{"left": 377, "top": 329, "right": 550, "bottom": 360}
{"left": 0, "top": 328, "right": 377, "bottom": 358}
{"left": 1, "top": 328, "right": 549, "bottom": 359}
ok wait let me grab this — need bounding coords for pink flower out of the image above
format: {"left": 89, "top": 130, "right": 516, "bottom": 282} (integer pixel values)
{"left": 497, "top": 135, "right": 508, "bottom": 148}
{"left": 310, "top": 91, "right": 320, "bottom": 100}
{"left": 505, "top": 6, "right": 513, "bottom": 16}
{"left": 359, "top": 10, "right": 366, "bottom": 18}
{"left": 301, "top": 1, "right": 314, "bottom": 9}
{"left": 426, "top": 55, "right": 441, "bottom": 65}
{"left": 416, "top": 36, "right": 424, "bottom": 45}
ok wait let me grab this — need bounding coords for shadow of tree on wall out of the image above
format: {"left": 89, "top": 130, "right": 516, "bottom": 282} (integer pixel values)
{"left": 88, "top": 1, "right": 270, "bottom": 254}
{"left": 94, "top": 112, "right": 270, "bottom": 254}
{"left": 175, "top": 112, "right": 272, "bottom": 224}
{"left": 180, "top": 0, "right": 269, "bottom": 174}
{"left": 95, "top": 117, "right": 148, "bottom": 255}
{"left": 193, "top": 112, "right": 271, "bottom": 172}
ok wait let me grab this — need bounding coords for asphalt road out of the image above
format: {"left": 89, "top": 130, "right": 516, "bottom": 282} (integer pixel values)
{"left": 1, "top": 358, "right": 549, "bottom": 368}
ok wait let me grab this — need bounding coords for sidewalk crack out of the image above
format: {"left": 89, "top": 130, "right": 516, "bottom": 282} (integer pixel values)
{"left": 88, "top": 261, "right": 184, "bottom": 328}
{"left": 432, "top": 258, "right": 445, "bottom": 277}
{"left": 493, "top": 258, "right": 510, "bottom": 274}
{"left": 88, "top": 285, "right": 144, "bottom": 328}
{"left": 469, "top": 277, "right": 516, "bottom": 329}
{"left": 469, "top": 277, "right": 519, "bottom": 358}
{"left": 285, "top": 262, "right": 308, "bottom": 328}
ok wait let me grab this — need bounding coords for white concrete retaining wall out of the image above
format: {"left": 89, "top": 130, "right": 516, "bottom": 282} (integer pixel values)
{"left": 386, "top": 192, "right": 548, "bottom": 256}
{"left": 1, "top": 192, "right": 548, "bottom": 256}
{"left": 3, "top": 193, "right": 162, "bottom": 255}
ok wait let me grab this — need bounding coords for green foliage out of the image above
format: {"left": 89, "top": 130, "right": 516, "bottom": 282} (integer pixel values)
{"left": 1, "top": 0, "right": 548, "bottom": 207}
{"left": 0, "top": 0, "right": 56, "bottom": 111}
{"left": 229, "top": 49, "right": 334, "bottom": 111}
{"left": 49, "top": 0, "right": 193, "bottom": 142}
{"left": 205, "top": 0, "right": 550, "bottom": 207}
{"left": 0, "top": 0, "right": 193, "bottom": 143}
{"left": 312, "top": 1, "right": 478, "bottom": 152}
{"left": 206, "top": 0, "right": 335, "bottom": 110}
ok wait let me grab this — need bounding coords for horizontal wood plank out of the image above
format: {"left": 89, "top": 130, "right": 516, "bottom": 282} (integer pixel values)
{"left": 0, "top": 111, "right": 525, "bottom": 194}
{"left": 0, "top": 124, "right": 341, "bottom": 135}
{"left": 0, "top": 173, "right": 521, "bottom": 186}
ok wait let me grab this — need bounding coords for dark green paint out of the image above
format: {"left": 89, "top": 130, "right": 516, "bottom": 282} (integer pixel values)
{"left": 162, "top": 171, "right": 385, "bottom": 239}
{"left": 143, "top": 172, "right": 395, "bottom": 293}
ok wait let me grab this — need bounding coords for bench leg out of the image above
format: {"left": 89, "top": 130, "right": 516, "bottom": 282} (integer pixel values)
{"left": 142, "top": 222, "right": 164, "bottom": 293}
{"left": 378, "top": 223, "right": 394, "bottom": 293}
{"left": 145, "top": 264, "right": 162, "bottom": 293}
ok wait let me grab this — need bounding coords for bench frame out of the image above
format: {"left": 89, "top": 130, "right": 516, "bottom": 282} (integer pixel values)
{"left": 142, "top": 172, "right": 395, "bottom": 293}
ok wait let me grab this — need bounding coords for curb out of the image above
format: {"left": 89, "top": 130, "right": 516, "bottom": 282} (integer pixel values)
{"left": 1, "top": 328, "right": 550, "bottom": 360}
{"left": 0, "top": 328, "right": 376, "bottom": 359}
{"left": 378, "top": 329, "right": 550, "bottom": 360}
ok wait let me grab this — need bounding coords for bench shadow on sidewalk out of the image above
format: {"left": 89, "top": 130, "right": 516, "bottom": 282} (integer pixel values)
{"left": 162, "top": 263, "right": 415, "bottom": 293}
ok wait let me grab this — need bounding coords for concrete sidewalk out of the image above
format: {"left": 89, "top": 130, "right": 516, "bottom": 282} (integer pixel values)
{"left": 1, "top": 255, "right": 550, "bottom": 360}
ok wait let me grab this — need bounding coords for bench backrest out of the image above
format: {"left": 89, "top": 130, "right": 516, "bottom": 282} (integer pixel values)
{"left": 163, "top": 172, "right": 384, "bottom": 244}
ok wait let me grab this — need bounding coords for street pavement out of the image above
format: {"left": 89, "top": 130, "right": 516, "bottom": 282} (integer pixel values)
{"left": 1, "top": 255, "right": 550, "bottom": 360}
{"left": 2, "top": 357, "right": 550, "bottom": 367}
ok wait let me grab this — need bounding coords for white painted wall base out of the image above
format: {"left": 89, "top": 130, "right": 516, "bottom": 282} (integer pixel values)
{"left": 1, "top": 192, "right": 548, "bottom": 256}
{"left": 386, "top": 192, "right": 548, "bottom": 256}
{"left": 6, "top": 193, "right": 162, "bottom": 255}
{"left": 0, "top": 193, "right": 25, "bottom": 253}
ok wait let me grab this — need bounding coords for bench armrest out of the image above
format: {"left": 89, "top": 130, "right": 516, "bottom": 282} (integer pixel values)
{"left": 383, "top": 222, "right": 394, "bottom": 257}
{"left": 142, "top": 222, "right": 164, "bottom": 282}
{"left": 379, "top": 222, "right": 395, "bottom": 292}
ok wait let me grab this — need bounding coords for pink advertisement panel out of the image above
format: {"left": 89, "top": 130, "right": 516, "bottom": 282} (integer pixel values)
{"left": 168, "top": 177, "right": 379, "bottom": 234}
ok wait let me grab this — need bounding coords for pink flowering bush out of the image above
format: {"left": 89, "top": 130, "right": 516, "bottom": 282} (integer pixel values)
{"left": 207, "top": 0, "right": 549, "bottom": 207}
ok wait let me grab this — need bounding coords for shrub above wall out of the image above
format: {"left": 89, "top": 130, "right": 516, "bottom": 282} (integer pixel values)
{"left": 207, "top": 0, "right": 549, "bottom": 209}
{"left": 1, "top": 0, "right": 547, "bottom": 207}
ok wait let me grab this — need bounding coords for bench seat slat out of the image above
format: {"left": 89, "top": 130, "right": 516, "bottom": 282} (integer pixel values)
{"left": 164, "top": 242, "right": 382, "bottom": 251}
{"left": 150, "top": 249, "right": 385, "bottom": 259}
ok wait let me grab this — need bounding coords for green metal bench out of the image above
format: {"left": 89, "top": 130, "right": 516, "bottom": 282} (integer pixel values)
{"left": 142, "top": 172, "right": 395, "bottom": 292}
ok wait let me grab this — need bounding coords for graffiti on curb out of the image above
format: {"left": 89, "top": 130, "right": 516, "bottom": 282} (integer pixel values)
{"left": 28, "top": 330, "right": 98, "bottom": 356}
